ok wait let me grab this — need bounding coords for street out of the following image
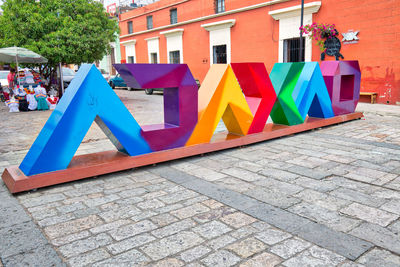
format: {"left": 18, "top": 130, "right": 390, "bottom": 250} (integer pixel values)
{"left": 0, "top": 90, "right": 400, "bottom": 266}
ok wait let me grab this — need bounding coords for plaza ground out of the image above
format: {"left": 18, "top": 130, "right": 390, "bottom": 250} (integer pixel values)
{"left": 0, "top": 90, "right": 400, "bottom": 266}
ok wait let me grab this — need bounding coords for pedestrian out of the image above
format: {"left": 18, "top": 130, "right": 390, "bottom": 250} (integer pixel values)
{"left": 7, "top": 68, "right": 15, "bottom": 97}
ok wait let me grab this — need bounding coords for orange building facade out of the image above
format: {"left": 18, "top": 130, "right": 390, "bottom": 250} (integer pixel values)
{"left": 119, "top": 0, "right": 400, "bottom": 104}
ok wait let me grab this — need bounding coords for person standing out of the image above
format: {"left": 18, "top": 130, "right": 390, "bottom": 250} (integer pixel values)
{"left": 7, "top": 68, "right": 15, "bottom": 97}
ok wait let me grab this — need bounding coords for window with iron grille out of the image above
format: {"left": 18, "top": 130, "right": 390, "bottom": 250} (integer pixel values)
{"left": 169, "top": 51, "right": 180, "bottom": 64}
{"left": 147, "top": 15, "right": 153, "bottom": 30}
{"left": 150, "top": 53, "right": 158, "bottom": 63}
{"left": 128, "top": 56, "right": 134, "bottom": 63}
{"left": 215, "top": 0, "right": 225, "bottom": 13}
{"left": 283, "top": 37, "right": 305, "bottom": 62}
{"left": 213, "top": 45, "right": 227, "bottom": 64}
{"left": 170, "top": 8, "right": 177, "bottom": 24}
{"left": 127, "top": 21, "right": 133, "bottom": 34}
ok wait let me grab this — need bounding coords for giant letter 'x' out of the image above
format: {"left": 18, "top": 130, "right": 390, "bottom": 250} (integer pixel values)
{"left": 342, "top": 31, "right": 359, "bottom": 41}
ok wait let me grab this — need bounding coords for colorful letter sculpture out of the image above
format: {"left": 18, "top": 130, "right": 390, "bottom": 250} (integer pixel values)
{"left": 19, "top": 65, "right": 151, "bottom": 176}
{"left": 186, "top": 64, "right": 254, "bottom": 146}
{"left": 2, "top": 61, "right": 363, "bottom": 193}
{"left": 320, "top": 61, "right": 361, "bottom": 115}
{"left": 270, "top": 62, "right": 334, "bottom": 126}
{"left": 231, "top": 63, "right": 277, "bottom": 134}
{"left": 114, "top": 64, "right": 198, "bottom": 151}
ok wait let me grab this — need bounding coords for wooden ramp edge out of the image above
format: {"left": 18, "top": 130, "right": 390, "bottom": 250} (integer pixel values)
{"left": 2, "top": 112, "right": 363, "bottom": 193}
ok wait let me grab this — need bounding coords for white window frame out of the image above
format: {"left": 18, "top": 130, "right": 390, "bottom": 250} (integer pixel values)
{"left": 160, "top": 28, "right": 184, "bottom": 64}
{"left": 201, "top": 19, "right": 235, "bottom": 66}
{"left": 121, "top": 39, "right": 137, "bottom": 63}
{"left": 269, "top": 1, "right": 321, "bottom": 62}
{"left": 145, "top": 36, "right": 160, "bottom": 64}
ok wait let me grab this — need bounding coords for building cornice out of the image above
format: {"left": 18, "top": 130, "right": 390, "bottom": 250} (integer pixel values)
{"left": 201, "top": 19, "right": 235, "bottom": 31}
{"left": 269, "top": 1, "right": 321, "bottom": 20}
{"left": 145, "top": 36, "right": 160, "bottom": 41}
{"left": 120, "top": 39, "right": 137, "bottom": 45}
{"left": 160, "top": 28, "right": 184, "bottom": 37}
{"left": 120, "top": 0, "right": 290, "bottom": 39}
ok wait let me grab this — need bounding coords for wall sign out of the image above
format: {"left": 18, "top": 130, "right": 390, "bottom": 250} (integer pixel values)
{"left": 342, "top": 30, "right": 359, "bottom": 44}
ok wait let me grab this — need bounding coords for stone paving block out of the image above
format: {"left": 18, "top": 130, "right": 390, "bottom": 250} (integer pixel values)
{"left": 58, "top": 233, "right": 112, "bottom": 258}
{"left": 19, "top": 193, "right": 66, "bottom": 208}
{"left": 340, "top": 203, "right": 398, "bottom": 227}
{"left": 179, "top": 245, "right": 211, "bottom": 263}
{"left": 109, "top": 220, "right": 157, "bottom": 241}
{"left": 158, "top": 190, "right": 199, "bottom": 204}
{"left": 227, "top": 237, "right": 266, "bottom": 258}
{"left": 183, "top": 178, "right": 262, "bottom": 211}
{"left": 282, "top": 246, "right": 345, "bottom": 267}
{"left": 140, "top": 231, "right": 204, "bottom": 261}
{"left": 68, "top": 248, "right": 110, "bottom": 267}
{"left": 152, "top": 218, "right": 196, "bottom": 238}
{"left": 30, "top": 207, "right": 59, "bottom": 221}
{"left": 2, "top": 245, "right": 66, "bottom": 267}
{"left": 372, "top": 188, "right": 400, "bottom": 200}
{"left": 269, "top": 237, "right": 312, "bottom": 259}
{"left": 51, "top": 231, "right": 91, "bottom": 247}
{"left": 245, "top": 188, "right": 301, "bottom": 209}
{"left": 0, "top": 203, "right": 32, "bottom": 229}
{"left": 153, "top": 258, "right": 185, "bottom": 267}
{"left": 56, "top": 202, "right": 86, "bottom": 214}
{"left": 107, "top": 233, "right": 156, "bottom": 255}
{"left": 291, "top": 221, "right": 373, "bottom": 260}
{"left": 329, "top": 187, "right": 386, "bottom": 208}
{"left": 202, "top": 199, "right": 224, "bottom": 209}
{"left": 240, "top": 252, "right": 282, "bottom": 267}
{"left": 287, "top": 165, "right": 332, "bottom": 180}
{"left": 170, "top": 203, "right": 210, "bottom": 219}
{"left": 118, "top": 187, "right": 149, "bottom": 198}
{"left": 131, "top": 210, "right": 158, "bottom": 222}
{"left": 99, "top": 205, "right": 141, "bottom": 223}
{"left": 38, "top": 213, "right": 77, "bottom": 227}
{"left": 289, "top": 202, "right": 361, "bottom": 232}
{"left": 221, "top": 167, "right": 265, "bottom": 182}
{"left": 381, "top": 199, "right": 400, "bottom": 215}
{"left": 73, "top": 207, "right": 102, "bottom": 219}
{"left": 215, "top": 177, "right": 256, "bottom": 193}
{"left": 258, "top": 168, "right": 299, "bottom": 182}
{"left": 350, "top": 222, "right": 400, "bottom": 254}
{"left": 137, "top": 199, "right": 165, "bottom": 210}
{"left": 201, "top": 250, "right": 240, "bottom": 267}
{"left": 155, "top": 203, "right": 184, "bottom": 214}
{"left": 150, "top": 213, "right": 178, "bottom": 227}
{"left": 93, "top": 249, "right": 149, "bottom": 266}
{"left": 255, "top": 228, "right": 291, "bottom": 245}
{"left": 83, "top": 194, "right": 120, "bottom": 208}
{"left": 0, "top": 221, "right": 49, "bottom": 258}
{"left": 44, "top": 215, "right": 103, "bottom": 239}
{"left": 220, "top": 212, "right": 257, "bottom": 229}
{"left": 357, "top": 248, "right": 400, "bottom": 267}
{"left": 206, "top": 235, "right": 237, "bottom": 250}
{"left": 182, "top": 196, "right": 209, "bottom": 206}
{"left": 254, "top": 178, "right": 303, "bottom": 195}
{"left": 245, "top": 203, "right": 310, "bottom": 233}
{"left": 193, "top": 220, "right": 232, "bottom": 239}
{"left": 89, "top": 219, "right": 131, "bottom": 234}
{"left": 294, "top": 189, "right": 350, "bottom": 211}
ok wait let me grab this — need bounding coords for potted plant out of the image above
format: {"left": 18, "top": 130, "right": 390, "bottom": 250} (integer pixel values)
{"left": 300, "top": 23, "right": 344, "bottom": 60}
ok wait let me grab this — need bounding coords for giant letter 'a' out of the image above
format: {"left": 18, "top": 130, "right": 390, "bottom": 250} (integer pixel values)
{"left": 270, "top": 62, "right": 334, "bottom": 126}
{"left": 186, "top": 65, "right": 254, "bottom": 146}
{"left": 19, "top": 64, "right": 151, "bottom": 176}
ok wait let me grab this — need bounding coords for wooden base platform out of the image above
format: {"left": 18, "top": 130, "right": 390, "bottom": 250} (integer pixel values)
{"left": 2, "top": 112, "right": 363, "bottom": 193}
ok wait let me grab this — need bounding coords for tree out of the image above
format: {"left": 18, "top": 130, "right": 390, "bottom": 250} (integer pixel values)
{"left": 0, "top": 0, "right": 119, "bottom": 92}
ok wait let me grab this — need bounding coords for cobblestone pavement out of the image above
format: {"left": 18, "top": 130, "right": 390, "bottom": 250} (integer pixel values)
{"left": 1, "top": 90, "right": 400, "bottom": 266}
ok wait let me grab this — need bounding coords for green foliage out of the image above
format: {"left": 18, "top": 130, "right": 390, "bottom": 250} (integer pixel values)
{"left": 0, "top": 0, "right": 119, "bottom": 65}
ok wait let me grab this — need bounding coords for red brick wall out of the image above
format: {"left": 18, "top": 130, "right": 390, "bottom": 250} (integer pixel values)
{"left": 119, "top": 0, "right": 400, "bottom": 104}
